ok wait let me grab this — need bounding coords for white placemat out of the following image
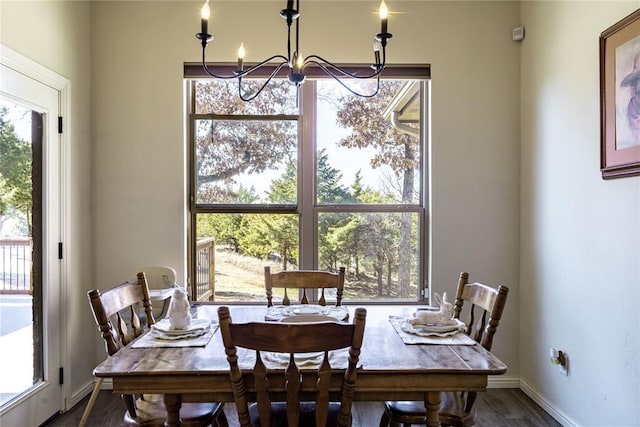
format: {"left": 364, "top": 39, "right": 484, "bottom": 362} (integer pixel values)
{"left": 388, "top": 317, "right": 476, "bottom": 345}
{"left": 132, "top": 324, "right": 218, "bottom": 348}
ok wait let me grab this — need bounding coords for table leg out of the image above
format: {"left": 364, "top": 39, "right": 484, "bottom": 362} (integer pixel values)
{"left": 424, "top": 391, "right": 442, "bottom": 427}
{"left": 163, "top": 393, "right": 182, "bottom": 427}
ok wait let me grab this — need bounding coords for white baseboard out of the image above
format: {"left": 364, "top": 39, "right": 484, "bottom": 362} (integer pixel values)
{"left": 487, "top": 375, "right": 520, "bottom": 388}
{"left": 520, "top": 379, "right": 581, "bottom": 427}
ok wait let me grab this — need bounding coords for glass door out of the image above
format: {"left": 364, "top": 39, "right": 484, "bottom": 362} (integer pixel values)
{"left": 0, "top": 63, "right": 62, "bottom": 425}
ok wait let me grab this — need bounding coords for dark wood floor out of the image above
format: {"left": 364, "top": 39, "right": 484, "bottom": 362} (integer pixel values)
{"left": 42, "top": 388, "right": 560, "bottom": 427}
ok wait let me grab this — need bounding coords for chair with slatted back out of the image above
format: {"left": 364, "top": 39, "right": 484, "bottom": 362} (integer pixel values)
{"left": 264, "top": 266, "right": 345, "bottom": 307}
{"left": 379, "top": 271, "right": 509, "bottom": 427}
{"left": 85, "top": 272, "right": 228, "bottom": 427}
{"left": 217, "top": 305, "right": 366, "bottom": 427}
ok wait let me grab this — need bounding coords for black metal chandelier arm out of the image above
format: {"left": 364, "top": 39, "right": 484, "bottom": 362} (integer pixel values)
{"left": 200, "top": 50, "right": 289, "bottom": 79}
{"left": 200, "top": 49, "right": 239, "bottom": 79}
{"left": 307, "top": 60, "right": 382, "bottom": 98}
{"left": 238, "top": 61, "right": 290, "bottom": 102}
{"left": 238, "top": 55, "right": 290, "bottom": 77}
{"left": 303, "top": 54, "right": 385, "bottom": 79}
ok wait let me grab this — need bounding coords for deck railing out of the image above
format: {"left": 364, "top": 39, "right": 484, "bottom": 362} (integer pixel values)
{"left": 0, "top": 239, "right": 32, "bottom": 294}
{"left": 1, "top": 237, "right": 217, "bottom": 299}
{"left": 195, "top": 238, "right": 215, "bottom": 301}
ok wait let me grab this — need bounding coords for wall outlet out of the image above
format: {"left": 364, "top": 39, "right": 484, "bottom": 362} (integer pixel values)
{"left": 550, "top": 348, "right": 568, "bottom": 375}
{"left": 512, "top": 26, "right": 525, "bottom": 42}
{"left": 558, "top": 354, "right": 568, "bottom": 375}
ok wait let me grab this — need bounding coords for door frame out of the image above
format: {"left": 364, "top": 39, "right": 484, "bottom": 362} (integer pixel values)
{"left": 0, "top": 44, "right": 70, "bottom": 421}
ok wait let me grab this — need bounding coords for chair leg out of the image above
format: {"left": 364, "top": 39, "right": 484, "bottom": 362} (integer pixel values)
{"left": 464, "top": 391, "right": 478, "bottom": 413}
{"left": 215, "top": 410, "right": 229, "bottom": 427}
{"left": 379, "top": 409, "right": 391, "bottom": 427}
{"left": 380, "top": 408, "right": 406, "bottom": 427}
{"left": 79, "top": 377, "right": 104, "bottom": 427}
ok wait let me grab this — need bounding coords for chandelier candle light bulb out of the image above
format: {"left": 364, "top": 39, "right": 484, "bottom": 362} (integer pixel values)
{"left": 237, "top": 43, "right": 245, "bottom": 72}
{"left": 379, "top": 1, "right": 388, "bottom": 35}
{"left": 296, "top": 53, "right": 304, "bottom": 72}
{"left": 201, "top": 0, "right": 210, "bottom": 35}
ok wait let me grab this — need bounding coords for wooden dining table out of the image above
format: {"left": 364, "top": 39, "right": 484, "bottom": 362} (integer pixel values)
{"left": 93, "top": 304, "right": 507, "bottom": 427}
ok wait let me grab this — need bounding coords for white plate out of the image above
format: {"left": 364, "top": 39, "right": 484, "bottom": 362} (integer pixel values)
{"left": 407, "top": 318, "right": 461, "bottom": 333}
{"left": 150, "top": 328, "right": 208, "bottom": 340}
{"left": 282, "top": 305, "right": 328, "bottom": 316}
{"left": 401, "top": 320, "right": 464, "bottom": 337}
{"left": 151, "top": 318, "right": 211, "bottom": 335}
{"left": 416, "top": 306, "right": 440, "bottom": 312}
{"left": 265, "top": 351, "right": 324, "bottom": 365}
{"left": 281, "top": 314, "right": 338, "bottom": 323}
{"left": 265, "top": 306, "right": 349, "bottom": 322}
{"left": 413, "top": 323, "right": 459, "bottom": 334}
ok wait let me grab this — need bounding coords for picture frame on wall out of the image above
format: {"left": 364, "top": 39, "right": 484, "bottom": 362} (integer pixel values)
{"left": 600, "top": 9, "right": 640, "bottom": 179}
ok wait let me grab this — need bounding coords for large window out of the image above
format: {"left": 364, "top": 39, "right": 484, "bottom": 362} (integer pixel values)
{"left": 187, "top": 67, "right": 429, "bottom": 303}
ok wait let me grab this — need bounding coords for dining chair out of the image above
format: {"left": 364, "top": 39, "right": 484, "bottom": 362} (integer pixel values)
{"left": 379, "top": 271, "right": 509, "bottom": 427}
{"left": 83, "top": 272, "right": 227, "bottom": 427}
{"left": 264, "top": 266, "right": 345, "bottom": 307}
{"left": 217, "top": 305, "right": 366, "bottom": 427}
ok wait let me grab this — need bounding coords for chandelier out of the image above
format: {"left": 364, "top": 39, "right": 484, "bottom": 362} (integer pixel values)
{"left": 195, "top": 0, "right": 393, "bottom": 102}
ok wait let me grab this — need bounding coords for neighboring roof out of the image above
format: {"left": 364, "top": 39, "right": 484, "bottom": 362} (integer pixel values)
{"left": 382, "top": 81, "right": 420, "bottom": 123}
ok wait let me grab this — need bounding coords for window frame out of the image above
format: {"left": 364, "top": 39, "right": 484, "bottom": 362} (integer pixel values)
{"left": 186, "top": 64, "right": 430, "bottom": 304}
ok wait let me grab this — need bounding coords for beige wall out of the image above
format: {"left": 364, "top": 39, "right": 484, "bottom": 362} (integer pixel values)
{"left": 520, "top": 1, "right": 640, "bottom": 425}
{"left": 1, "top": 0, "right": 94, "bottom": 410}
{"left": 90, "top": 1, "right": 194, "bottom": 290}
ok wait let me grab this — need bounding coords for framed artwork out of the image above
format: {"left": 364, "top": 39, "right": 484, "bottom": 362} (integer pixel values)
{"left": 600, "top": 9, "right": 640, "bottom": 179}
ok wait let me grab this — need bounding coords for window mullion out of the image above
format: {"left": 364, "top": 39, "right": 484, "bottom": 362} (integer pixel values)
{"left": 299, "top": 82, "right": 316, "bottom": 272}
